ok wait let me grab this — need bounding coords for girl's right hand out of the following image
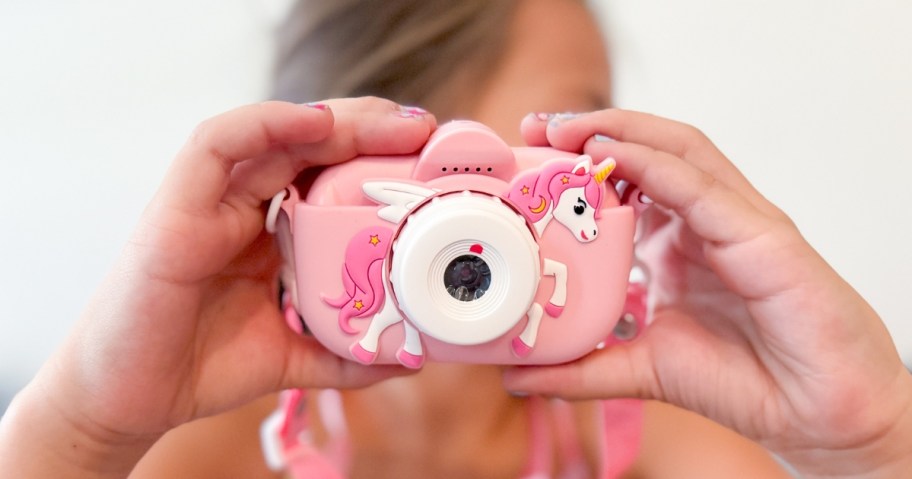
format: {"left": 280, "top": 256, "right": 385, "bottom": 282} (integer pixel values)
{"left": 0, "top": 98, "right": 434, "bottom": 478}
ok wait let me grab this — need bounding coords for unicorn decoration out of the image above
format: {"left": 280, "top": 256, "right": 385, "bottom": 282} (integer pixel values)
{"left": 323, "top": 155, "right": 616, "bottom": 368}
{"left": 507, "top": 155, "right": 615, "bottom": 240}
{"left": 505, "top": 155, "right": 616, "bottom": 355}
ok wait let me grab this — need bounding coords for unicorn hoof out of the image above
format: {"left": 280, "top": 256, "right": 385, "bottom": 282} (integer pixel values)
{"left": 349, "top": 343, "right": 377, "bottom": 365}
{"left": 545, "top": 302, "right": 565, "bottom": 318}
{"left": 512, "top": 337, "right": 533, "bottom": 358}
{"left": 396, "top": 349, "right": 425, "bottom": 369}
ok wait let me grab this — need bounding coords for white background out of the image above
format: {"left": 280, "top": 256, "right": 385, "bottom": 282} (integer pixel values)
{"left": 2, "top": 0, "right": 910, "bottom": 413}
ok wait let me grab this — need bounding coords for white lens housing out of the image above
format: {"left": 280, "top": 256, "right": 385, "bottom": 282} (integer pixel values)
{"left": 390, "top": 192, "right": 541, "bottom": 345}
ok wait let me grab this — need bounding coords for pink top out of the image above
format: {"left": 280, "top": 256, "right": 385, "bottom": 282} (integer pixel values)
{"left": 261, "top": 389, "right": 644, "bottom": 479}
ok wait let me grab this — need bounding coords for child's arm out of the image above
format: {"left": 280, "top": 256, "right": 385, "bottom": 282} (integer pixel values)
{"left": 0, "top": 98, "right": 434, "bottom": 477}
{"left": 507, "top": 109, "right": 912, "bottom": 478}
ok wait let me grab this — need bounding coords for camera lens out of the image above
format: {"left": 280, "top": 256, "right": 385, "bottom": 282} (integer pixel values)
{"left": 389, "top": 192, "right": 541, "bottom": 345}
{"left": 444, "top": 255, "right": 491, "bottom": 302}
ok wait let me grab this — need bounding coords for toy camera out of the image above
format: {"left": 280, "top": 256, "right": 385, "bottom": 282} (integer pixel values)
{"left": 266, "top": 121, "right": 642, "bottom": 368}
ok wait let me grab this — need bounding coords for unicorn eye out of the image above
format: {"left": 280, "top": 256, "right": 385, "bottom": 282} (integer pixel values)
{"left": 573, "top": 198, "right": 586, "bottom": 215}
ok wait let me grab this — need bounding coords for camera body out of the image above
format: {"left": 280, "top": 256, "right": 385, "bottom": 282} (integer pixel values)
{"left": 269, "top": 121, "right": 636, "bottom": 368}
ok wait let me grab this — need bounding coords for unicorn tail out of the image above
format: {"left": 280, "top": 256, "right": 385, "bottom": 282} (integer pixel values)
{"left": 320, "top": 292, "right": 361, "bottom": 335}
{"left": 337, "top": 304, "right": 361, "bottom": 335}
{"left": 321, "top": 292, "right": 350, "bottom": 309}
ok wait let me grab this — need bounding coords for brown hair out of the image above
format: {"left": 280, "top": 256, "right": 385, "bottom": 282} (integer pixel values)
{"left": 272, "top": 0, "right": 518, "bottom": 120}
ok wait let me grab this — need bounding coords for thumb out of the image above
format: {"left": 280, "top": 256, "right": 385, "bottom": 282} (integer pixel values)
{"left": 502, "top": 339, "right": 659, "bottom": 400}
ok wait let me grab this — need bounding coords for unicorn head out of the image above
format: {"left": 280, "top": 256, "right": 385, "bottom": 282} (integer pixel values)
{"left": 507, "top": 155, "right": 615, "bottom": 242}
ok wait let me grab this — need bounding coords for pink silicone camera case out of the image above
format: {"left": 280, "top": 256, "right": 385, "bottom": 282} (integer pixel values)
{"left": 270, "top": 121, "right": 636, "bottom": 368}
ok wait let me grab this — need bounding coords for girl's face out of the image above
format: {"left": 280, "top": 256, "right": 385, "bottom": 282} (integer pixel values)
{"left": 472, "top": 0, "right": 611, "bottom": 145}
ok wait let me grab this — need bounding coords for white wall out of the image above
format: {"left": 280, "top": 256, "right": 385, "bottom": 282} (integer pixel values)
{"left": 0, "top": 0, "right": 287, "bottom": 410}
{"left": 2, "top": 0, "right": 910, "bottom": 412}
{"left": 593, "top": 0, "right": 912, "bottom": 362}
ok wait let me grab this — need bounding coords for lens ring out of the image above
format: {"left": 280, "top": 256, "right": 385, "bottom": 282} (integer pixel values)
{"left": 390, "top": 193, "right": 541, "bottom": 345}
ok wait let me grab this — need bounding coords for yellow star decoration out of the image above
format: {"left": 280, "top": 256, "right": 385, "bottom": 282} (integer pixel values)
{"left": 353, "top": 300, "right": 364, "bottom": 311}
{"left": 369, "top": 234, "right": 381, "bottom": 246}
{"left": 521, "top": 185, "right": 530, "bottom": 195}
{"left": 561, "top": 175, "right": 570, "bottom": 184}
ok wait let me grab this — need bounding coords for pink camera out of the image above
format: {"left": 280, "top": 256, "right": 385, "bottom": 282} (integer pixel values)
{"left": 267, "top": 121, "right": 640, "bottom": 368}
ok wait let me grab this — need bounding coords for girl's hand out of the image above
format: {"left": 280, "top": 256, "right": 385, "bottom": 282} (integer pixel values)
{"left": 1, "top": 98, "right": 435, "bottom": 477}
{"left": 505, "top": 110, "right": 912, "bottom": 477}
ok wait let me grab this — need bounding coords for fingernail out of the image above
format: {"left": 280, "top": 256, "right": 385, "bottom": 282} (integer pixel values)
{"left": 401, "top": 106, "right": 427, "bottom": 115}
{"left": 396, "top": 105, "right": 428, "bottom": 119}
{"left": 305, "top": 102, "right": 330, "bottom": 111}
{"left": 594, "top": 134, "right": 616, "bottom": 143}
{"left": 548, "top": 112, "right": 581, "bottom": 128}
{"left": 508, "top": 390, "right": 529, "bottom": 398}
{"left": 528, "top": 112, "right": 555, "bottom": 122}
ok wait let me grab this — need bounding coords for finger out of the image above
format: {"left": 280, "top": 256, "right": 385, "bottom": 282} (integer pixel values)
{"left": 549, "top": 109, "right": 707, "bottom": 159}
{"left": 161, "top": 101, "right": 335, "bottom": 212}
{"left": 530, "top": 109, "right": 773, "bottom": 212}
{"left": 297, "top": 97, "right": 437, "bottom": 160}
{"left": 281, "top": 335, "right": 417, "bottom": 390}
{"left": 519, "top": 112, "right": 554, "bottom": 146}
{"left": 502, "top": 309, "right": 779, "bottom": 427}
{"left": 224, "top": 98, "right": 436, "bottom": 208}
{"left": 593, "top": 139, "right": 825, "bottom": 301}
{"left": 590, "top": 140, "right": 776, "bottom": 245}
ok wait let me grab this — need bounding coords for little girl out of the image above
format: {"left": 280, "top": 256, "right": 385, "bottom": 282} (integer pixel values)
{"left": 3, "top": 1, "right": 910, "bottom": 477}
{"left": 117, "top": 0, "right": 794, "bottom": 476}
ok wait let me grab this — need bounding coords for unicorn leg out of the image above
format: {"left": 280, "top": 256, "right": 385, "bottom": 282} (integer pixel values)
{"left": 543, "top": 259, "right": 567, "bottom": 317}
{"left": 351, "top": 295, "right": 402, "bottom": 365}
{"left": 396, "top": 322, "right": 425, "bottom": 369}
{"left": 512, "top": 303, "right": 544, "bottom": 358}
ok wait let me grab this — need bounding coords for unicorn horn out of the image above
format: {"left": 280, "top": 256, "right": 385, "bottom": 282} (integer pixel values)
{"left": 593, "top": 158, "right": 617, "bottom": 184}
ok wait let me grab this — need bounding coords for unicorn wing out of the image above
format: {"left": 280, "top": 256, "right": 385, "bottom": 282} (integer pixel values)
{"left": 362, "top": 181, "right": 438, "bottom": 223}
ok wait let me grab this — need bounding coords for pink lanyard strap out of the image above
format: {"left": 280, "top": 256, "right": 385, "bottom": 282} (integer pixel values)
{"left": 519, "top": 395, "right": 553, "bottom": 478}
{"left": 262, "top": 389, "right": 348, "bottom": 479}
{"left": 599, "top": 399, "right": 645, "bottom": 479}
{"left": 522, "top": 397, "right": 646, "bottom": 479}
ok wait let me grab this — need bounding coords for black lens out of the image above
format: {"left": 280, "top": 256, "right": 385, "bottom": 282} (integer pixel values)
{"left": 444, "top": 255, "right": 491, "bottom": 302}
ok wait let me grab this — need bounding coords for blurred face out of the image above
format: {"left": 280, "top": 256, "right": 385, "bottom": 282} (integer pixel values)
{"left": 334, "top": 2, "right": 613, "bottom": 455}
{"left": 395, "top": 0, "right": 611, "bottom": 391}
{"left": 473, "top": 0, "right": 611, "bottom": 145}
